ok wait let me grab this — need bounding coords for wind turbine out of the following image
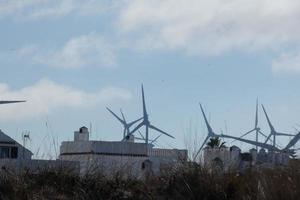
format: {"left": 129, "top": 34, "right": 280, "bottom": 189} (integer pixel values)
{"left": 194, "top": 103, "right": 281, "bottom": 161}
{"left": 234, "top": 99, "right": 269, "bottom": 150}
{"left": 262, "top": 104, "right": 295, "bottom": 148}
{"left": 106, "top": 107, "right": 142, "bottom": 140}
{"left": 128, "top": 84, "right": 175, "bottom": 144}
{"left": 194, "top": 103, "right": 218, "bottom": 159}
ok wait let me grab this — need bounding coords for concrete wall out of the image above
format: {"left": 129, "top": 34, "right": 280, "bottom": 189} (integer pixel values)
{"left": 59, "top": 132, "right": 188, "bottom": 178}
{"left": 204, "top": 146, "right": 291, "bottom": 172}
{"left": 149, "top": 148, "right": 187, "bottom": 159}
{"left": 203, "top": 147, "right": 241, "bottom": 171}
{"left": 0, "top": 159, "right": 80, "bottom": 174}
{"left": 60, "top": 141, "right": 148, "bottom": 156}
{"left": 60, "top": 153, "right": 149, "bottom": 178}
{"left": 60, "top": 148, "right": 187, "bottom": 177}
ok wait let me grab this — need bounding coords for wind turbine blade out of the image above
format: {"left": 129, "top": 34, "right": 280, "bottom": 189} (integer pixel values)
{"left": 284, "top": 132, "right": 300, "bottom": 150}
{"left": 120, "top": 109, "right": 126, "bottom": 123}
{"left": 138, "top": 130, "right": 145, "bottom": 140}
{"left": 151, "top": 134, "right": 162, "bottom": 144}
{"left": 134, "top": 137, "right": 146, "bottom": 140}
{"left": 106, "top": 107, "right": 124, "bottom": 124}
{"left": 141, "top": 84, "right": 147, "bottom": 118}
{"left": 258, "top": 130, "right": 269, "bottom": 138}
{"left": 276, "top": 132, "right": 295, "bottom": 137}
{"left": 232, "top": 128, "right": 255, "bottom": 143}
{"left": 0, "top": 100, "right": 26, "bottom": 104}
{"left": 128, "top": 122, "right": 144, "bottom": 137}
{"left": 194, "top": 136, "right": 210, "bottom": 160}
{"left": 199, "top": 103, "right": 214, "bottom": 136}
{"left": 261, "top": 104, "right": 274, "bottom": 131}
{"left": 128, "top": 117, "right": 144, "bottom": 127}
{"left": 264, "top": 133, "right": 272, "bottom": 144}
{"left": 149, "top": 124, "right": 175, "bottom": 139}
{"left": 241, "top": 128, "right": 256, "bottom": 138}
{"left": 258, "top": 130, "right": 275, "bottom": 143}
{"left": 220, "top": 133, "right": 279, "bottom": 151}
{"left": 255, "top": 98, "right": 258, "bottom": 128}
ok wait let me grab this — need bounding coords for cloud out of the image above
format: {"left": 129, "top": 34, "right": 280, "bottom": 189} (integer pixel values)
{"left": 272, "top": 52, "right": 300, "bottom": 73}
{"left": 0, "top": 0, "right": 116, "bottom": 20}
{"left": 118, "top": 0, "right": 300, "bottom": 55}
{"left": 0, "top": 78, "right": 131, "bottom": 120}
{"left": 4, "top": 1, "right": 300, "bottom": 56}
{"left": 6, "top": 0, "right": 300, "bottom": 73}
{"left": 18, "top": 33, "right": 117, "bottom": 69}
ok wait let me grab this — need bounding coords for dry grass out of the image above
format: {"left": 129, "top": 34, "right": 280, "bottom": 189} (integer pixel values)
{"left": 0, "top": 162, "right": 300, "bottom": 200}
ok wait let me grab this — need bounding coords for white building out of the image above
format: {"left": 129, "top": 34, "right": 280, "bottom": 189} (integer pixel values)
{"left": 203, "top": 145, "right": 241, "bottom": 171}
{"left": 203, "top": 145, "right": 290, "bottom": 172}
{"left": 60, "top": 127, "right": 188, "bottom": 177}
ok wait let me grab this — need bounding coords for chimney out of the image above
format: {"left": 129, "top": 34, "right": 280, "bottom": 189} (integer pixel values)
{"left": 74, "top": 126, "right": 89, "bottom": 142}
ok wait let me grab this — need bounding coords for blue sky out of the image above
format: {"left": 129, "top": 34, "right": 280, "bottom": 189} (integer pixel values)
{"left": 1, "top": 0, "right": 300, "bottom": 158}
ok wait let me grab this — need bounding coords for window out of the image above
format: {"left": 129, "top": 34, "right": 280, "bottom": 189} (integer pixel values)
{"left": 0, "top": 147, "right": 9, "bottom": 158}
{"left": 11, "top": 147, "right": 18, "bottom": 159}
{"left": 141, "top": 162, "right": 145, "bottom": 170}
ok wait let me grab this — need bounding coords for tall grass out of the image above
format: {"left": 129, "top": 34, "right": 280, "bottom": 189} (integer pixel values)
{"left": 1, "top": 161, "right": 300, "bottom": 199}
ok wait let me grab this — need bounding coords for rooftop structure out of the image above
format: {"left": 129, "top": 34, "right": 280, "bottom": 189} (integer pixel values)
{"left": 60, "top": 127, "right": 187, "bottom": 177}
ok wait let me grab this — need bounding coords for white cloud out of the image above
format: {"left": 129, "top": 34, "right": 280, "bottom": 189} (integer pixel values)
{"left": 0, "top": 0, "right": 115, "bottom": 20}
{"left": 18, "top": 33, "right": 117, "bottom": 69}
{"left": 6, "top": 0, "right": 300, "bottom": 73}
{"left": 272, "top": 52, "right": 300, "bottom": 73}
{"left": 28, "top": 0, "right": 75, "bottom": 19}
{"left": 0, "top": 79, "right": 131, "bottom": 120}
{"left": 118, "top": 0, "right": 300, "bottom": 55}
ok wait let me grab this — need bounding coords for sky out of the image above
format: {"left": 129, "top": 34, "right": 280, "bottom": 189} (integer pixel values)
{"left": 1, "top": 0, "right": 300, "bottom": 159}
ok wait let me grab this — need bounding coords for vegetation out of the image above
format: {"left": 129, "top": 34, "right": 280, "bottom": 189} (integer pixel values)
{"left": 206, "top": 137, "right": 226, "bottom": 148}
{"left": 0, "top": 162, "right": 300, "bottom": 200}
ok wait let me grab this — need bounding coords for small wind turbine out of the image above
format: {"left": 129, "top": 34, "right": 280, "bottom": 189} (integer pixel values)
{"left": 128, "top": 84, "right": 175, "bottom": 144}
{"left": 106, "top": 107, "right": 143, "bottom": 140}
{"left": 233, "top": 99, "right": 269, "bottom": 150}
{"left": 262, "top": 104, "right": 295, "bottom": 148}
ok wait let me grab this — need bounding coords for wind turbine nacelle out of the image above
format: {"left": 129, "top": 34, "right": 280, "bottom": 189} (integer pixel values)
{"left": 125, "top": 134, "right": 135, "bottom": 143}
